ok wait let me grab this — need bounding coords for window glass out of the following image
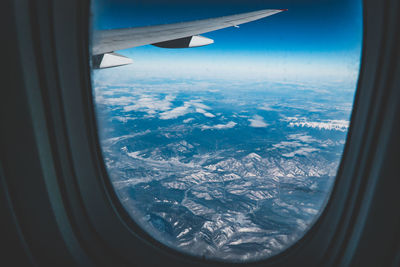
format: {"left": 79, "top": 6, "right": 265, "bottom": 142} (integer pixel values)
{"left": 92, "top": 0, "right": 362, "bottom": 261}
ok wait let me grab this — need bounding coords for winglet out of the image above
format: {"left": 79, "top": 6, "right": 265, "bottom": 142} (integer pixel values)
{"left": 279, "top": 9, "right": 288, "bottom": 12}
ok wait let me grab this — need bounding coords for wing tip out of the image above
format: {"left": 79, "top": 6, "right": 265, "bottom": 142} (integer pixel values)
{"left": 279, "top": 9, "right": 288, "bottom": 12}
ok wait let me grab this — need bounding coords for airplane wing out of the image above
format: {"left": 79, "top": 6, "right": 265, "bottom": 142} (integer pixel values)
{"left": 92, "top": 9, "right": 287, "bottom": 69}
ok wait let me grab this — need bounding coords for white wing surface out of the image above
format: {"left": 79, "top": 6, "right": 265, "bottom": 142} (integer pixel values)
{"left": 93, "top": 9, "right": 286, "bottom": 55}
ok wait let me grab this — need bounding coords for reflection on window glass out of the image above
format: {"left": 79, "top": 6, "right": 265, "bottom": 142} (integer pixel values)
{"left": 92, "top": 0, "right": 362, "bottom": 262}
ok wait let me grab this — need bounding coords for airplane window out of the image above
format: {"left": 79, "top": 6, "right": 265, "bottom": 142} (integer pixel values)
{"left": 91, "top": 0, "right": 362, "bottom": 262}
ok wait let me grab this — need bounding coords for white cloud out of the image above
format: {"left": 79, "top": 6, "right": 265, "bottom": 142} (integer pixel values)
{"left": 272, "top": 141, "right": 302, "bottom": 149}
{"left": 283, "top": 117, "right": 349, "bottom": 132}
{"left": 123, "top": 94, "right": 174, "bottom": 114}
{"left": 96, "top": 96, "right": 135, "bottom": 106}
{"left": 290, "top": 120, "right": 349, "bottom": 132}
{"left": 103, "top": 130, "right": 151, "bottom": 146}
{"left": 191, "top": 101, "right": 212, "bottom": 110}
{"left": 258, "top": 104, "right": 275, "bottom": 111}
{"left": 195, "top": 108, "right": 215, "bottom": 118}
{"left": 282, "top": 147, "right": 319, "bottom": 158}
{"left": 201, "top": 121, "right": 237, "bottom": 130}
{"left": 183, "top": 118, "right": 194, "bottom": 123}
{"left": 111, "top": 116, "right": 136, "bottom": 123}
{"left": 249, "top": 115, "right": 268, "bottom": 128}
{"left": 287, "top": 133, "right": 318, "bottom": 143}
{"left": 271, "top": 133, "right": 321, "bottom": 157}
{"left": 158, "top": 99, "right": 216, "bottom": 120}
{"left": 160, "top": 104, "right": 191, "bottom": 120}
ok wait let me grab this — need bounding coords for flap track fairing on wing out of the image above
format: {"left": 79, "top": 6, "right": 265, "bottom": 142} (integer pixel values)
{"left": 92, "top": 52, "right": 133, "bottom": 69}
{"left": 152, "top": 35, "right": 214, "bottom": 48}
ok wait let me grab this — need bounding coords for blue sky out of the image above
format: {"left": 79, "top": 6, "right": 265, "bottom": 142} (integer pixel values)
{"left": 92, "top": 0, "right": 362, "bottom": 81}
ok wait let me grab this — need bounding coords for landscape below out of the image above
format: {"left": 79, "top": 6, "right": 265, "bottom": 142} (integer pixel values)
{"left": 94, "top": 75, "right": 354, "bottom": 261}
